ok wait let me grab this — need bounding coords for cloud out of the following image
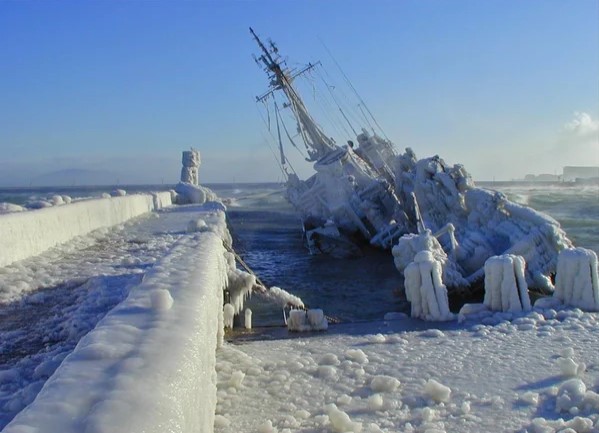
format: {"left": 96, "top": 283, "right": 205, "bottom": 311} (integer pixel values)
{"left": 563, "top": 111, "right": 599, "bottom": 138}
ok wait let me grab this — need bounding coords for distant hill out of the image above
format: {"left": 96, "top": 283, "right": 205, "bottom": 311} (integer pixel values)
{"left": 32, "top": 169, "right": 121, "bottom": 186}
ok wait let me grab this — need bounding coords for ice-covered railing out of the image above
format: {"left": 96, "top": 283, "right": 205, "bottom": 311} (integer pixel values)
{"left": 0, "top": 191, "right": 173, "bottom": 268}
{"left": 3, "top": 206, "right": 231, "bottom": 433}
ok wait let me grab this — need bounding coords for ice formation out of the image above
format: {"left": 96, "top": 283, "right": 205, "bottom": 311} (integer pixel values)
{"left": 175, "top": 149, "right": 219, "bottom": 205}
{"left": 554, "top": 248, "right": 599, "bottom": 311}
{"left": 181, "top": 149, "right": 201, "bottom": 185}
{"left": 0, "top": 203, "right": 25, "bottom": 214}
{"left": 404, "top": 250, "right": 454, "bottom": 321}
{"left": 223, "top": 252, "right": 256, "bottom": 314}
{"left": 111, "top": 188, "right": 127, "bottom": 196}
{"left": 423, "top": 379, "right": 452, "bottom": 403}
{"left": 326, "top": 404, "right": 362, "bottom": 433}
{"left": 150, "top": 288, "right": 174, "bottom": 311}
{"left": 257, "top": 285, "right": 305, "bottom": 309}
{"left": 483, "top": 254, "right": 531, "bottom": 312}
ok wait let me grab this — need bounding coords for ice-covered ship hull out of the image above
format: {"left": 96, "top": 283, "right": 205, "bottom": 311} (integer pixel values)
{"left": 251, "top": 28, "right": 573, "bottom": 294}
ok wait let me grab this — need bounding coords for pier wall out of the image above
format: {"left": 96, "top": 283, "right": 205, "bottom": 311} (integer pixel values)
{"left": 0, "top": 192, "right": 173, "bottom": 268}
{"left": 3, "top": 208, "right": 228, "bottom": 433}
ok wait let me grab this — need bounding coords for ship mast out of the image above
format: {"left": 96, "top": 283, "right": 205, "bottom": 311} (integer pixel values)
{"left": 250, "top": 27, "right": 338, "bottom": 162}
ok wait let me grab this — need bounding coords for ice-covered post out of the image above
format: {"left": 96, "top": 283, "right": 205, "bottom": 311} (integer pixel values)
{"left": 181, "top": 149, "right": 201, "bottom": 185}
{"left": 554, "top": 248, "right": 599, "bottom": 311}
{"left": 404, "top": 250, "right": 454, "bottom": 321}
{"left": 483, "top": 254, "right": 531, "bottom": 312}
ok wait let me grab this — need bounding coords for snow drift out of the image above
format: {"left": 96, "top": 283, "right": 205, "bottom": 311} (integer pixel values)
{"left": 0, "top": 192, "right": 172, "bottom": 269}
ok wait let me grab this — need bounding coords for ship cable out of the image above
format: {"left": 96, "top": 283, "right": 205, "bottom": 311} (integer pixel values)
{"left": 301, "top": 72, "right": 353, "bottom": 141}
{"left": 317, "top": 62, "right": 367, "bottom": 132}
{"left": 318, "top": 36, "right": 391, "bottom": 142}
{"left": 255, "top": 104, "right": 300, "bottom": 176}
{"left": 314, "top": 67, "right": 359, "bottom": 137}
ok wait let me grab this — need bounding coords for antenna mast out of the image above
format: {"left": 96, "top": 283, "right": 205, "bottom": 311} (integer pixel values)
{"left": 250, "top": 27, "right": 337, "bottom": 161}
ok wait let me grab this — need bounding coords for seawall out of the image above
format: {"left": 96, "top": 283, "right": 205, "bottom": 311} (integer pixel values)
{"left": 3, "top": 206, "right": 229, "bottom": 433}
{"left": 0, "top": 191, "right": 173, "bottom": 268}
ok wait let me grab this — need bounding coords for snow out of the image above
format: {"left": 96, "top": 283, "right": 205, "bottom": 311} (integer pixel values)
{"left": 423, "top": 379, "right": 452, "bottom": 403}
{"left": 150, "top": 288, "right": 174, "bottom": 311}
{"left": 0, "top": 203, "right": 25, "bottom": 214}
{"left": 0, "top": 192, "right": 172, "bottom": 268}
{"left": 404, "top": 251, "right": 454, "bottom": 321}
{"left": 3, "top": 204, "right": 230, "bottom": 433}
{"left": 483, "top": 254, "right": 531, "bottom": 312}
{"left": 554, "top": 248, "right": 599, "bottom": 311}
{"left": 215, "top": 305, "right": 599, "bottom": 433}
{"left": 258, "top": 286, "right": 305, "bottom": 309}
{"left": 175, "top": 182, "right": 218, "bottom": 205}
{"left": 111, "top": 188, "right": 127, "bottom": 196}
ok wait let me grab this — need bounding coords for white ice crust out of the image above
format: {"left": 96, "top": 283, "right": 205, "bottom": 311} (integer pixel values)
{"left": 3, "top": 207, "right": 230, "bottom": 433}
{"left": 0, "top": 192, "right": 172, "bottom": 268}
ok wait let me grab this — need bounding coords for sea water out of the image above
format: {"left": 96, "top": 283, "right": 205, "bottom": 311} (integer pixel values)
{"left": 1, "top": 182, "right": 597, "bottom": 326}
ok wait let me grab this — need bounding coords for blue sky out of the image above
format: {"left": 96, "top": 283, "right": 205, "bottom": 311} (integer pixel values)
{"left": 0, "top": 0, "right": 597, "bottom": 186}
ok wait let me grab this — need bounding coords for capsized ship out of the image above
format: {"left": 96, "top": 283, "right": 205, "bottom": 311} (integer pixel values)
{"left": 250, "top": 28, "right": 572, "bottom": 295}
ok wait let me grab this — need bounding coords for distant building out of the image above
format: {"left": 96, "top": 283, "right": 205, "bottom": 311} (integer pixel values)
{"left": 563, "top": 166, "right": 599, "bottom": 182}
{"left": 523, "top": 173, "right": 560, "bottom": 182}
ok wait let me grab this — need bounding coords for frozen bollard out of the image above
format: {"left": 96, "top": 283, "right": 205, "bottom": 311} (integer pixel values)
{"left": 483, "top": 254, "right": 531, "bottom": 312}
{"left": 307, "top": 309, "right": 328, "bottom": 331}
{"left": 287, "top": 309, "right": 307, "bottom": 331}
{"left": 554, "top": 248, "right": 599, "bottom": 311}
{"left": 223, "top": 303, "right": 234, "bottom": 329}
{"left": 244, "top": 308, "right": 252, "bottom": 329}
{"left": 404, "top": 251, "right": 453, "bottom": 321}
{"left": 287, "top": 309, "right": 328, "bottom": 331}
{"left": 181, "top": 149, "right": 201, "bottom": 185}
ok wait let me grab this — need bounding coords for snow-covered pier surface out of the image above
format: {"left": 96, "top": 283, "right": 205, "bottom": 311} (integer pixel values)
{"left": 3, "top": 206, "right": 230, "bottom": 433}
{"left": 0, "top": 192, "right": 172, "bottom": 268}
{"left": 216, "top": 308, "right": 599, "bottom": 433}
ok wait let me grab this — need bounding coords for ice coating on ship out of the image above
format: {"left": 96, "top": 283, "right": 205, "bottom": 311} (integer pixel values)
{"left": 250, "top": 28, "right": 573, "bottom": 293}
